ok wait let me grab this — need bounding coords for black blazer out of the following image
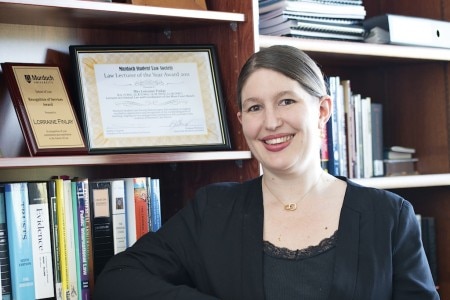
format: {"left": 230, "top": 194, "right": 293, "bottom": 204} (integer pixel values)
{"left": 94, "top": 176, "right": 439, "bottom": 300}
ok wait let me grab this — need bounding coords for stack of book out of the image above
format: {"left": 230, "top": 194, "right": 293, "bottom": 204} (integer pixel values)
{"left": 383, "top": 146, "right": 418, "bottom": 176}
{"left": 259, "top": 0, "right": 367, "bottom": 41}
{"left": 321, "top": 77, "right": 383, "bottom": 179}
{"left": 0, "top": 176, "right": 162, "bottom": 299}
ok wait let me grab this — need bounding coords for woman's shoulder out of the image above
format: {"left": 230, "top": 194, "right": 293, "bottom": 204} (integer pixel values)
{"left": 342, "top": 177, "right": 412, "bottom": 213}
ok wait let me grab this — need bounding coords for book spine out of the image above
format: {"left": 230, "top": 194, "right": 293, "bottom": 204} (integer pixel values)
{"left": 75, "top": 179, "right": 90, "bottom": 300}
{"left": 71, "top": 181, "right": 82, "bottom": 300}
{"left": 4, "top": 182, "right": 35, "bottom": 299}
{"left": 28, "top": 181, "right": 55, "bottom": 299}
{"left": 89, "top": 181, "right": 114, "bottom": 282}
{"left": 0, "top": 186, "right": 12, "bottom": 300}
{"left": 361, "top": 97, "right": 373, "bottom": 178}
{"left": 124, "top": 178, "right": 137, "bottom": 247}
{"left": 150, "top": 179, "right": 162, "bottom": 232}
{"left": 133, "top": 177, "right": 149, "bottom": 240}
{"left": 111, "top": 180, "right": 127, "bottom": 254}
{"left": 55, "top": 179, "right": 71, "bottom": 300}
{"left": 327, "top": 76, "right": 340, "bottom": 176}
{"left": 48, "top": 180, "right": 62, "bottom": 300}
{"left": 64, "top": 180, "right": 78, "bottom": 300}
{"left": 371, "top": 102, "right": 384, "bottom": 176}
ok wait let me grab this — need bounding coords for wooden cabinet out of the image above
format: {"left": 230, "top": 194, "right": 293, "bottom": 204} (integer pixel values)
{"left": 0, "top": 0, "right": 260, "bottom": 218}
{"left": 258, "top": 0, "right": 450, "bottom": 296}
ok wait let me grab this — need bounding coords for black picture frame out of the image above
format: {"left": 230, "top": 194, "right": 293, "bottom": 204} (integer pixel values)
{"left": 70, "top": 44, "right": 231, "bottom": 154}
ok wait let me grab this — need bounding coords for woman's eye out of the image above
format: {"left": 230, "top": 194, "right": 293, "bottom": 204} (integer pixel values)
{"left": 280, "top": 99, "right": 296, "bottom": 106}
{"left": 247, "top": 105, "right": 262, "bottom": 112}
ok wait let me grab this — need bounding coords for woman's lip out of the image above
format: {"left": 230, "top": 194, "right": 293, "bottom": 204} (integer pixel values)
{"left": 262, "top": 134, "right": 294, "bottom": 145}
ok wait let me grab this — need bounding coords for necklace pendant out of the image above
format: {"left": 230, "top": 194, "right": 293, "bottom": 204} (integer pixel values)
{"left": 285, "top": 203, "right": 297, "bottom": 211}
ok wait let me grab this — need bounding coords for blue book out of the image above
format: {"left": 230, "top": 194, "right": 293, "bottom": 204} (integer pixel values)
{"left": 4, "top": 182, "right": 35, "bottom": 299}
{"left": 149, "top": 179, "right": 162, "bottom": 232}
{"left": 0, "top": 185, "right": 12, "bottom": 300}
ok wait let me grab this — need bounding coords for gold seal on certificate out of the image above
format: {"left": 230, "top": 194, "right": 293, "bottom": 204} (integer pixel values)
{"left": 1, "top": 63, "right": 87, "bottom": 156}
{"left": 70, "top": 45, "right": 231, "bottom": 154}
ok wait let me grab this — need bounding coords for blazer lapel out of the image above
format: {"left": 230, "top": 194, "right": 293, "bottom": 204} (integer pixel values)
{"left": 328, "top": 201, "right": 360, "bottom": 300}
{"left": 241, "top": 177, "right": 265, "bottom": 299}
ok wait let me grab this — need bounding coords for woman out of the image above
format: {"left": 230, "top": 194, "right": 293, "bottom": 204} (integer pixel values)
{"left": 93, "top": 45, "right": 439, "bottom": 299}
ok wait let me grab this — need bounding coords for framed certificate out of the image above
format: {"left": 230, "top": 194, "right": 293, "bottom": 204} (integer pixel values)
{"left": 1, "top": 63, "right": 87, "bottom": 156}
{"left": 70, "top": 44, "right": 231, "bottom": 153}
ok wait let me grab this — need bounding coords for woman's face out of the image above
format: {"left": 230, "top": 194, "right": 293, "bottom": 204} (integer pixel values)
{"left": 237, "top": 68, "right": 330, "bottom": 175}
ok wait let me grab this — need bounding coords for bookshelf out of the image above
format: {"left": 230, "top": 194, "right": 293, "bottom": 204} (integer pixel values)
{"left": 0, "top": 0, "right": 260, "bottom": 225}
{"left": 258, "top": 0, "right": 450, "bottom": 296}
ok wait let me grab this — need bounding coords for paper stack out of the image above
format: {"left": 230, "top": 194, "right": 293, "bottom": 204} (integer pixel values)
{"left": 259, "top": 0, "right": 367, "bottom": 41}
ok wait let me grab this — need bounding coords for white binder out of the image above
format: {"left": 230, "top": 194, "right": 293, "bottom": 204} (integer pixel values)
{"left": 363, "top": 14, "right": 450, "bottom": 49}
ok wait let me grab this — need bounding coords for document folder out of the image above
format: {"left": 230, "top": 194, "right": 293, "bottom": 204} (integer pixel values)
{"left": 363, "top": 14, "right": 450, "bottom": 49}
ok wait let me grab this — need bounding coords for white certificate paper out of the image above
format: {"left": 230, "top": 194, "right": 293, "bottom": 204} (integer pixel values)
{"left": 73, "top": 48, "right": 229, "bottom": 152}
{"left": 94, "top": 62, "right": 207, "bottom": 138}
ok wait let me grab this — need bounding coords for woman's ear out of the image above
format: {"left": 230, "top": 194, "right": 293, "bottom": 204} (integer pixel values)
{"left": 237, "top": 111, "right": 243, "bottom": 124}
{"left": 318, "top": 95, "right": 332, "bottom": 128}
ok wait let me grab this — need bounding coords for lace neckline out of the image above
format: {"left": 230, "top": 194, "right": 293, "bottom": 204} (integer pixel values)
{"left": 263, "top": 230, "right": 337, "bottom": 260}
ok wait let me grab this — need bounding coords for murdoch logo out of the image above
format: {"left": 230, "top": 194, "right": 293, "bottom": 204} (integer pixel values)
{"left": 24, "top": 74, "right": 55, "bottom": 84}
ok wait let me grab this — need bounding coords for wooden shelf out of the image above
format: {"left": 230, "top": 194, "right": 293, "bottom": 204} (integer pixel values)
{"left": 259, "top": 35, "right": 450, "bottom": 64}
{"left": 0, "top": 150, "right": 252, "bottom": 169}
{"left": 352, "top": 173, "right": 450, "bottom": 189}
{"left": 0, "top": 0, "right": 245, "bottom": 29}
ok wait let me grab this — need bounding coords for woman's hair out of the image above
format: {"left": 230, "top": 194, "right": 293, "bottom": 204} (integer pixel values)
{"left": 237, "top": 45, "right": 327, "bottom": 110}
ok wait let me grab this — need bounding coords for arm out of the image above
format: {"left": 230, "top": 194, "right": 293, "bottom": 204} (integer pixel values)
{"left": 392, "top": 200, "right": 440, "bottom": 300}
{"left": 93, "top": 190, "right": 220, "bottom": 300}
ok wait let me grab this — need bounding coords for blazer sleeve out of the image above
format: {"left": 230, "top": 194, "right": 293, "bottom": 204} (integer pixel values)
{"left": 93, "top": 186, "right": 220, "bottom": 300}
{"left": 392, "top": 199, "right": 440, "bottom": 300}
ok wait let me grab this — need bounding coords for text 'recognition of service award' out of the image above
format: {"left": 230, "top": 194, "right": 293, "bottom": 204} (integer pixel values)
{"left": 1, "top": 63, "right": 87, "bottom": 156}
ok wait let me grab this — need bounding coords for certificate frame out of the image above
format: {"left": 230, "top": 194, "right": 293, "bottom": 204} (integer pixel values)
{"left": 70, "top": 44, "right": 231, "bottom": 154}
{"left": 1, "top": 62, "right": 88, "bottom": 156}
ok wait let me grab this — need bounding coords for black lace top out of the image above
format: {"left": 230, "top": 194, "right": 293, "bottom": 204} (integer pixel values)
{"left": 263, "top": 231, "right": 337, "bottom": 300}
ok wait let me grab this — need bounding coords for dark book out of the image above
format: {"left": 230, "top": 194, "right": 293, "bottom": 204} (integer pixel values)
{"left": 421, "top": 217, "right": 438, "bottom": 286}
{"left": 383, "top": 158, "right": 418, "bottom": 176}
{"left": 371, "top": 102, "right": 384, "bottom": 176}
{"left": 89, "top": 180, "right": 114, "bottom": 282}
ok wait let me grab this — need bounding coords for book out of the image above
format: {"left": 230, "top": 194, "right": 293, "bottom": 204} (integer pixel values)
{"left": 388, "top": 145, "right": 416, "bottom": 154}
{"left": 149, "top": 178, "right": 162, "bottom": 232}
{"left": 361, "top": 96, "right": 373, "bottom": 178}
{"left": 384, "top": 150, "right": 413, "bottom": 160}
{"left": 352, "top": 93, "right": 363, "bottom": 178}
{"left": 421, "top": 217, "right": 438, "bottom": 286}
{"left": 326, "top": 76, "right": 340, "bottom": 176}
{"left": 341, "top": 79, "right": 356, "bottom": 179}
{"left": 383, "top": 158, "right": 418, "bottom": 176}
{"left": 89, "top": 180, "right": 114, "bottom": 282}
{"left": 47, "top": 179, "right": 62, "bottom": 300}
{"left": 371, "top": 102, "right": 384, "bottom": 177}
{"left": 28, "top": 181, "right": 55, "bottom": 299}
{"left": 4, "top": 182, "right": 35, "bottom": 299}
{"left": 111, "top": 179, "right": 127, "bottom": 254}
{"left": 72, "top": 178, "right": 90, "bottom": 300}
{"left": 259, "top": 0, "right": 366, "bottom": 17}
{"left": 125, "top": 177, "right": 149, "bottom": 246}
{"left": 55, "top": 178, "right": 77, "bottom": 300}
{"left": 0, "top": 186, "right": 11, "bottom": 300}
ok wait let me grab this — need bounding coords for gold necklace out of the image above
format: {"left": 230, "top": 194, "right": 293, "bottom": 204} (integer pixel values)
{"left": 263, "top": 172, "right": 323, "bottom": 211}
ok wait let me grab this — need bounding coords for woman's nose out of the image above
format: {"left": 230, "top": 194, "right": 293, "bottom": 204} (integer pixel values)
{"left": 264, "top": 108, "right": 282, "bottom": 130}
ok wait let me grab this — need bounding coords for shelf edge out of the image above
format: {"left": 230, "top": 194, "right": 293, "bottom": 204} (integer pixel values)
{"left": 259, "top": 35, "right": 450, "bottom": 62}
{"left": 0, "top": 151, "right": 253, "bottom": 169}
{"left": 351, "top": 173, "right": 450, "bottom": 189}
